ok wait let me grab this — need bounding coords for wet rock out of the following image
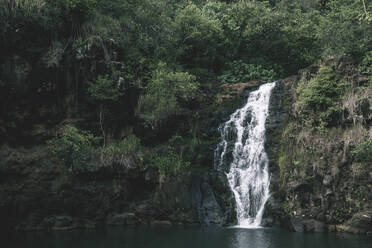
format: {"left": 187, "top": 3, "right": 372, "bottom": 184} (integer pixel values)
{"left": 40, "top": 216, "right": 77, "bottom": 230}
{"left": 291, "top": 218, "right": 306, "bottom": 232}
{"left": 107, "top": 213, "right": 138, "bottom": 226}
{"left": 78, "top": 219, "right": 96, "bottom": 229}
{"left": 345, "top": 209, "right": 372, "bottom": 232}
{"left": 151, "top": 220, "right": 172, "bottom": 226}
{"left": 218, "top": 80, "right": 263, "bottom": 103}
{"left": 191, "top": 174, "right": 225, "bottom": 225}
{"left": 261, "top": 218, "right": 274, "bottom": 227}
{"left": 200, "top": 182, "right": 223, "bottom": 225}
{"left": 291, "top": 218, "right": 326, "bottom": 232}
{"left": 54, "top": 216, "right": 73, "bottom": 227}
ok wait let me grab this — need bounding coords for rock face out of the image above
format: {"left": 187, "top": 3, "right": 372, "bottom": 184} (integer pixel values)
{"left": 290, "top": 218, "right": 326, "bottom": 233}
{"left": 107, "top": 213, "right": 138, "bottom": 226}
{"left": 153, "top": 171, "right": 234, "bottom": 226}
{"left": 218, "top": 80, "right": 264, "bottom": 103}
{"left": 0, "top": 144, "right": 234, "bottom": 231}
{"left": 191, "top": 175, "right": 223, "bottom": 225}
{"left": 264, "top": 79, "right": 291, "bottom": 226}
{"left": 263, "top": 62, "right": 372, "bottom": 234}
{"left": 339, "top": 209, "right": 372, "bottom": 233}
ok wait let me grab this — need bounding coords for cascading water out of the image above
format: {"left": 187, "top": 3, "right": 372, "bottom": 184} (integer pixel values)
{"left": 214, "top": 82, "right": 276, "bottom": 228}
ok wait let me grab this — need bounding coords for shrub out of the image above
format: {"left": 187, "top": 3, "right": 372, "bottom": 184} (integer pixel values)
{"left": 361, "top": 51, "right": 372, "bottom": 75}
{"left": 7, "top": 0, "right": 46, "bottom": 12}
{"left": 218, "top": 60, "right": 278, "bottom": 84}
{"left": 48, "top": 127, "right": 144, "bottom": 171}
{"left": 150, "top": 151, "right": 190, "bottom": 177}
{"left": 352, "top": 138, "right": 372, "bottom": 163}
{"left": 57, "top": 0, "right": 97, "bottom": 15}
{"left": 100, "top": 135, "right": 143, "bottom": 168}
{"left": 47, "top": 125, "right": 99, "bottom": 170}
{"left": 88, "top": 75, "right": 120, "bottom": 102}
{"left": 297, "top": 66, "right": 349, "bottom": 129}
{"left": 136, "top": 62, "right": 199, "bottom": 129}
{"left": 318, "top": 1, "right": 372, "bottom": 59}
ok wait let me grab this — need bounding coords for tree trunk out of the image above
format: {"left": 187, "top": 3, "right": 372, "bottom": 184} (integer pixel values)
{"left": 99, "top": 104, "right": 106, "bottom": 148}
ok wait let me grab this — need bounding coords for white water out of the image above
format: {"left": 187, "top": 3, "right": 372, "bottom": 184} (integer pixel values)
{"left": 215, "top": 82, "right": 276, "bottom": 228}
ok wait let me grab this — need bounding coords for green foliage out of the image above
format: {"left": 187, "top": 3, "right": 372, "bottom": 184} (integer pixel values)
{"left": 297, "top": 66, "right": 348, "bottom": 129}
{"left": 150, "top": 134, "right": 194, "bottom": 177}
{"left": 48, "top": 126, "right": 144, "bottom": 170}
{"left": 220, "top": 0, "right": 320, "bottom": 75}
{"left": 174, "top": 2, "right": 223, "bottom": 71}
{"left": 102, "top": 135, "right": 141, "bottom": 157}
{"left": 100, "top": 135, "right": 143, "bottom": 167}
{"left": 150, "top": 151, "right": 190, "bottom": 177}
{"left": 218, "top": 60, "right": 278, "bottom": 83}
{"left": 282, "top": 202, "right": 292, "bottom": 216}
{"left": 57, "top": 0, "right": 97, "bottom": 15}
{"left": 47, "top": 125, "right": 99, "bottom": 169}
{"left": 7, "top": 0, "right": 46, "bottom": 11}
{"left": 352, "top": 138, "right": 372, "bottom": 163}
{"left": 88, "top": 75, "right": 120, "bottom": 102}
{"left": 3, "top": 0, "right": 372, "bottom": 181}
{"left": 318, "top": 0, "right": 372, "bottom": 59}
{"left": 58, "top": 0, "right": 96, "bottom": 9}
{"left": 361, "top": 51, "right": 372, "bottom": 74}
{"left": 137, "top": 62, "right": 199, "bottom": 129}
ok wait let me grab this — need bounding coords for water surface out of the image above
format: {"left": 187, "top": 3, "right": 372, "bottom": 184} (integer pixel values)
{"left": 3, "top": 226, "right": 372, "bottom": 248}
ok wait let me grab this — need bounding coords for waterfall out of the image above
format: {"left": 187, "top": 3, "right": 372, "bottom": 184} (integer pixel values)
{"left": 215, "top": 82, "right": 276, "bottom": 228}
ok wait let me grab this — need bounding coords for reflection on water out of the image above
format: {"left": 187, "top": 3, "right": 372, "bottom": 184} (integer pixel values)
{"left": 2, "top": 226, "right": 372, "bottom": 248}
{"left": 230, "top": 228, "right": 270, "bottom": 248}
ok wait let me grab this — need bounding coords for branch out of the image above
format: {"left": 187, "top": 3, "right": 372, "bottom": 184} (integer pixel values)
{"left": 361, "top": 0, "right": 369, "bottom": 18}
{"left": 99, "top": 105, "right": 106, "bottom": 148}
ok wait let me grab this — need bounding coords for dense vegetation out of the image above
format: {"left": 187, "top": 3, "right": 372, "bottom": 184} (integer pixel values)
{"left": 0, "top": 0, "right": 371, "bottom": 174}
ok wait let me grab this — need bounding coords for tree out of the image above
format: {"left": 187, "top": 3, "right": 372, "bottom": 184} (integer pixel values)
{"left": 318, "top": 0, "right": 372, "bottom": 59}
{"left": 136, "top": 62, "right": 199, "bottom": 129}
{"left": 88, "top": 74, "right": 120, "bottom": 147}
{"left": 47, "top": 125, "right": 99, "bottom": 170}
{"left": 174, "top": 2, "right": 224, "bottom": 74}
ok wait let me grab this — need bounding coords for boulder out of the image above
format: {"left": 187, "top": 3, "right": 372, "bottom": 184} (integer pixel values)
{"left": 291, "top": 218, "right": 326, "bottom": 232}
{"left": 339, "top": 209, "right": 372, "bottom": 234}
{"left": 150, "top": 220, "right": 172, "bottom": 226}
{"left": 107, "top": 213, "right": 138, "bottom": 226}
{"left": 54, "top": 216, "right": 73, "bottom": 228}
{"left": 261, "top": 218, "right": 274, "bottom": 227}
{"left": 40, "top": 215, "right": 77, "bottom": 231}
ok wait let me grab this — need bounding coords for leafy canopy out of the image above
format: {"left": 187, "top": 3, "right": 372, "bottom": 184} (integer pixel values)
{"left": 88, "top": 75, "right": 120, "bottom": 102}
{"left": 297, "top": 66, "right": 349, "bottom": 130}
{"left": 218, "top": 60, "right": 278, "bottom": 83}
{"left": 137, "top": 62, "right": 199, "bottom": 129}
{"left": 47, "top": 125, "right": 99, "bottom": 169}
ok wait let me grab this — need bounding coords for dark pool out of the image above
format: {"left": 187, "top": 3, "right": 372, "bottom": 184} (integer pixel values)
{"left": 2, "top": 226, "right": 372, "bottom": 248}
